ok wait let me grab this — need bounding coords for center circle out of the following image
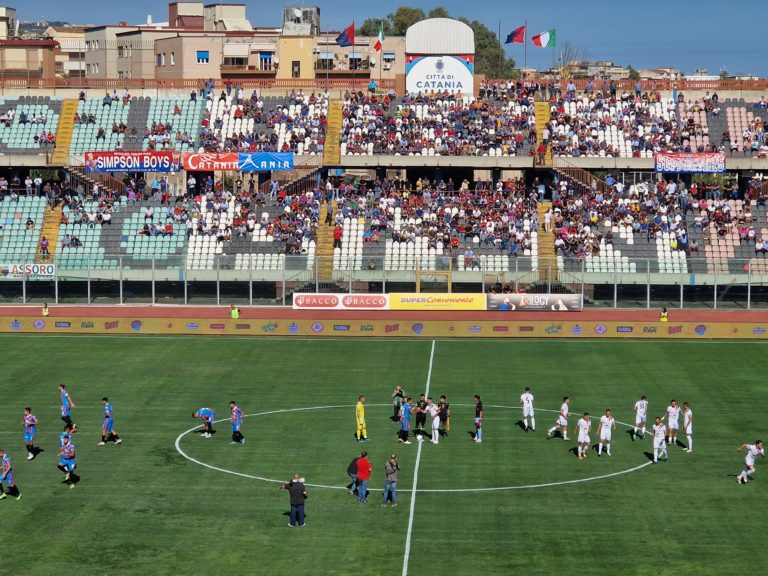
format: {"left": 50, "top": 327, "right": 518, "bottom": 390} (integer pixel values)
{"left": 174, "top": 403, "right": 652, "bottom": 492}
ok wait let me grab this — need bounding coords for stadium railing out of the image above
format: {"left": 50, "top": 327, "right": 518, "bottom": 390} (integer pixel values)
{"left": 2, "top": 255, "right": 767, "bottom": 308}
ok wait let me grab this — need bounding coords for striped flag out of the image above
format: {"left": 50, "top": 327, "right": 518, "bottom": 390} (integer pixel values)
{"left": 531, "top": 29, "right": 556, "bottom": 48}
{"left": 373, "top": 24, "right": 384, "bottom": 51}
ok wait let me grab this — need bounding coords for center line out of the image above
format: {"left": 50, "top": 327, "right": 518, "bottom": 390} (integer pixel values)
{"left": 402, "top": 339, "right": 436, "bottom": 576}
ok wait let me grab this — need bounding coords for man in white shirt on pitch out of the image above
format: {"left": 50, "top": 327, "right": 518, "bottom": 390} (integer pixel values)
{"left": 736, "top": 440, "right": 765, "bottom": 484}
{"left": 520, "top": 387, "right": 535, "bottom": 432}
{"left": 547, "top": 396, "right": 570, "bottom": 441}
{"left": 427, "top": 398, "right": 440, "bottom": 445}
{"left": 682, "top": 402, "right": 693, "bottom": 453}
{"left": 665, "top": 400, "right": 681, "bottom": 447}
{"left": 574, "top": 413, "right": 592, "bottom": 460}
{"left": 652, "top": 417, "right": 668, "bottom": 463}
{"left": 633, "top": 395, "right": 648, "bottom": 439}
{"left": 597, "top": 409, "right": 616, "bottom": 456}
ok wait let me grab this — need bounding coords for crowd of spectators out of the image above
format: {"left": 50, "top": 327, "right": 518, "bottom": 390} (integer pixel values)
{"left": 550, "top": 177, "right": 695, "bottom": 257}
{"left": 546, "top": 89, "right": 683, "bottom": 158}
{"left": 316, "top": 176, "right": 540, "bottom": 257}
{"left": 339, "top": 89, "right": 535, "bottom": 156}
{"left": 197, "top": 88, "right": 328, "bottom": 155}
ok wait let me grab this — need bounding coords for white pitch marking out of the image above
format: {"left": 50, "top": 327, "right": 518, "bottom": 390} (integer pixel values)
{"left": 401, "top": 340, "right": 435, "bottom": 576}
{"left": 174, "top": 404, "right": 655, "bottom": 492}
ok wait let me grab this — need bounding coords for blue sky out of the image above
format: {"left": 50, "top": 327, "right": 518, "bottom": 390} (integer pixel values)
{"left": 23, "top": 0, "right": 768, "bottom": 76}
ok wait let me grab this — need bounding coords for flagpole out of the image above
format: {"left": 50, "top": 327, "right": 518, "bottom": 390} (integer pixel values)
{"left": 552, "top": 25, "right": 555, "bottom": 72}
{"left": 379, "top": 19, "right": 383, "bottom": 88}
{"left": 498, "top": 20, "right": 501, "bottom": 78}
{"left": 524, "top": 20, "right": 527, "bottom": 75}
{"left": 351, "top": 21, "right": 355, "bottom": 89}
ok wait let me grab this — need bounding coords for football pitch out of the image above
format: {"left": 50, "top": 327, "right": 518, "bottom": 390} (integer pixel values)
{"left": 0, "top": 335, "right": 765, "bottom": 576}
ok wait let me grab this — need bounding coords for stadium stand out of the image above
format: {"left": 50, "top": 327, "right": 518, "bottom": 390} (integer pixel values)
{"left": 547, "top": 91, "right": 677, "bottom": 158}
{"left": 339, "top": 91, "right": 535, "bottom": 156}
{"left": 199, "top": 90, "right": 327, "bottom": 154}
{"left": 0, "top": 96, "right": 62, "bottom": 154}
{"left": 0, "top": 195, "right": 47, "bottom": 262}
{"left": 722, "top": 100, "right": 768, "bottom": 157}
{"left": 68, "top": 96, "right": 204, "bottom": 155}
{"left": 55, "top": 199, "right": 187, "bottom": 270}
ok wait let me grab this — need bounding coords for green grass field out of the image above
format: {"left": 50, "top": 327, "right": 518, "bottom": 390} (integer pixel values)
{"left": 0, "top": 335, "right": 765, "bottom": 575}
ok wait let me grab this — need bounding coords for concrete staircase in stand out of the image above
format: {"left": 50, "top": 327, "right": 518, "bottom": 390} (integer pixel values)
{"left": 316, "top": 201, "right": 336, "bottom": 280}
{"left": 36, "top": 205, "right": 62, "bottom": 263}
{"left": 534, "top": 101, "right": 552, "bottom": 166}
{"left": 536, "top": 201, "right": 556, "bottom": 282}
{"left": 51, "top": 100, "right": 79, "bottom": 165}
{"left": 322, "top": 100, "right": 343, "bottom": 166}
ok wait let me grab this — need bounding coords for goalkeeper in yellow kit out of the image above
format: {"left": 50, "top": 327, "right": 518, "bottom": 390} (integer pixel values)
{"left": 355, "top": 395, "right": 368, "bottom": 442}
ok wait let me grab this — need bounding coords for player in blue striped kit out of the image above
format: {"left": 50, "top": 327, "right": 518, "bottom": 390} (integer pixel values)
{"left": 22, "top": 407, "right": 38, "bottom": 460}
{"left": 98, "top": 397, "right": 122, "bottom": 446}
{"left": 230, "top": 401, "right": 246, "bottom": 444}
{"left": 0, "top": 449, "right": 21, "bottom": 500}
{"left": 58, "top": 434, "right": 78, "bottom": 488}
{"left": 193, "top": 408, "right": 216, "bottom": 438}
{"left": 59, "top": 384, "right": 77, "bottom": 433}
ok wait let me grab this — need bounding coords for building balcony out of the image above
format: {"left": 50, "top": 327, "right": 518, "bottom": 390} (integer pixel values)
{"left": 220, "top": 64, "right": 277, "bottom": 78}
{"left": 314, "top": 61, "right": 371, "bottom": 78}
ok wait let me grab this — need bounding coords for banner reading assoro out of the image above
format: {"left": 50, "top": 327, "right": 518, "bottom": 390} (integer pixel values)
{"left": 388, "top": 293, "right": 486, "bottom": 311}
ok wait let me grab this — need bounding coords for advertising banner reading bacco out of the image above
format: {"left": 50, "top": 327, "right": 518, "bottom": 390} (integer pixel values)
{"left": 292, "top": 294, "right": 390, "bottom": 310}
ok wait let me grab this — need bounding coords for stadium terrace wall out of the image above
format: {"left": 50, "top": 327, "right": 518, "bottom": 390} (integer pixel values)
{"left": 0, "top": 307, "right": 766, "bottom": 339}
{"left": 5, "top": 153, "right": 768, "bottom": 171}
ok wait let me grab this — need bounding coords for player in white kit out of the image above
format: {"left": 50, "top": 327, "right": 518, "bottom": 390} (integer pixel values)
{"left": 682, "top": 402, "right": 693, "bottom": 453}
{"left": 652, "top": 417, "right": 668, "bottom": 463}
{"left": 736, "top": 440, "right": 765, "bottom": 484}
{"left": 633, "top": 396, "right": 648, "bottom": 439}
{"left": 427, "top": 397, "right": 440, "bottom": 444}
{"left": 520, "top": 387, "right": 535, "bottom": 432}
{"left": 547, "top": 397, "right": 570, "bottom": 441}
{"left": 597, "top": 409, "right": 616, "bottom": 456}
{"left": 665, "top": 400, "right": 681, "bottom": 446}
{"left": 574, "top": 413, "right": 592, "bottom": 460}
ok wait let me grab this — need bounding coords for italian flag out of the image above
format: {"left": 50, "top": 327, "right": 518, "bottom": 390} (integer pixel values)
{"left": 374, "top": 24, "right": 384, "bottom": 51}
{"left": 532, "top": 29, "right": 556, "bottom": 48}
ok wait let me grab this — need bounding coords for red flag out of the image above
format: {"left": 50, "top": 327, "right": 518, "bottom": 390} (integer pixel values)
{"left": 505, "top": 25, "right": 526, "bottom": 44}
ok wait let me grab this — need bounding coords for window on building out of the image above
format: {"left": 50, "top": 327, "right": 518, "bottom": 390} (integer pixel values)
{"left": 291, "top": 60, "right": 300, "bottom": 78}
{"left": 196, "top": 50, "right": 210, "bottom": 64}
{"left": 259, "top": 52, "right": 274, "bottom": 71}
{"left": 170, "top": 52, "right": 175, "bottom": 66}
{"left": 316, "top": 52, "right": 333, "bottom": 71}
{"left": 156, "top": 53, "right": 165, "bottom": 67}
{"left": 223, "top": 57, "right": 246, "bottom": 67}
